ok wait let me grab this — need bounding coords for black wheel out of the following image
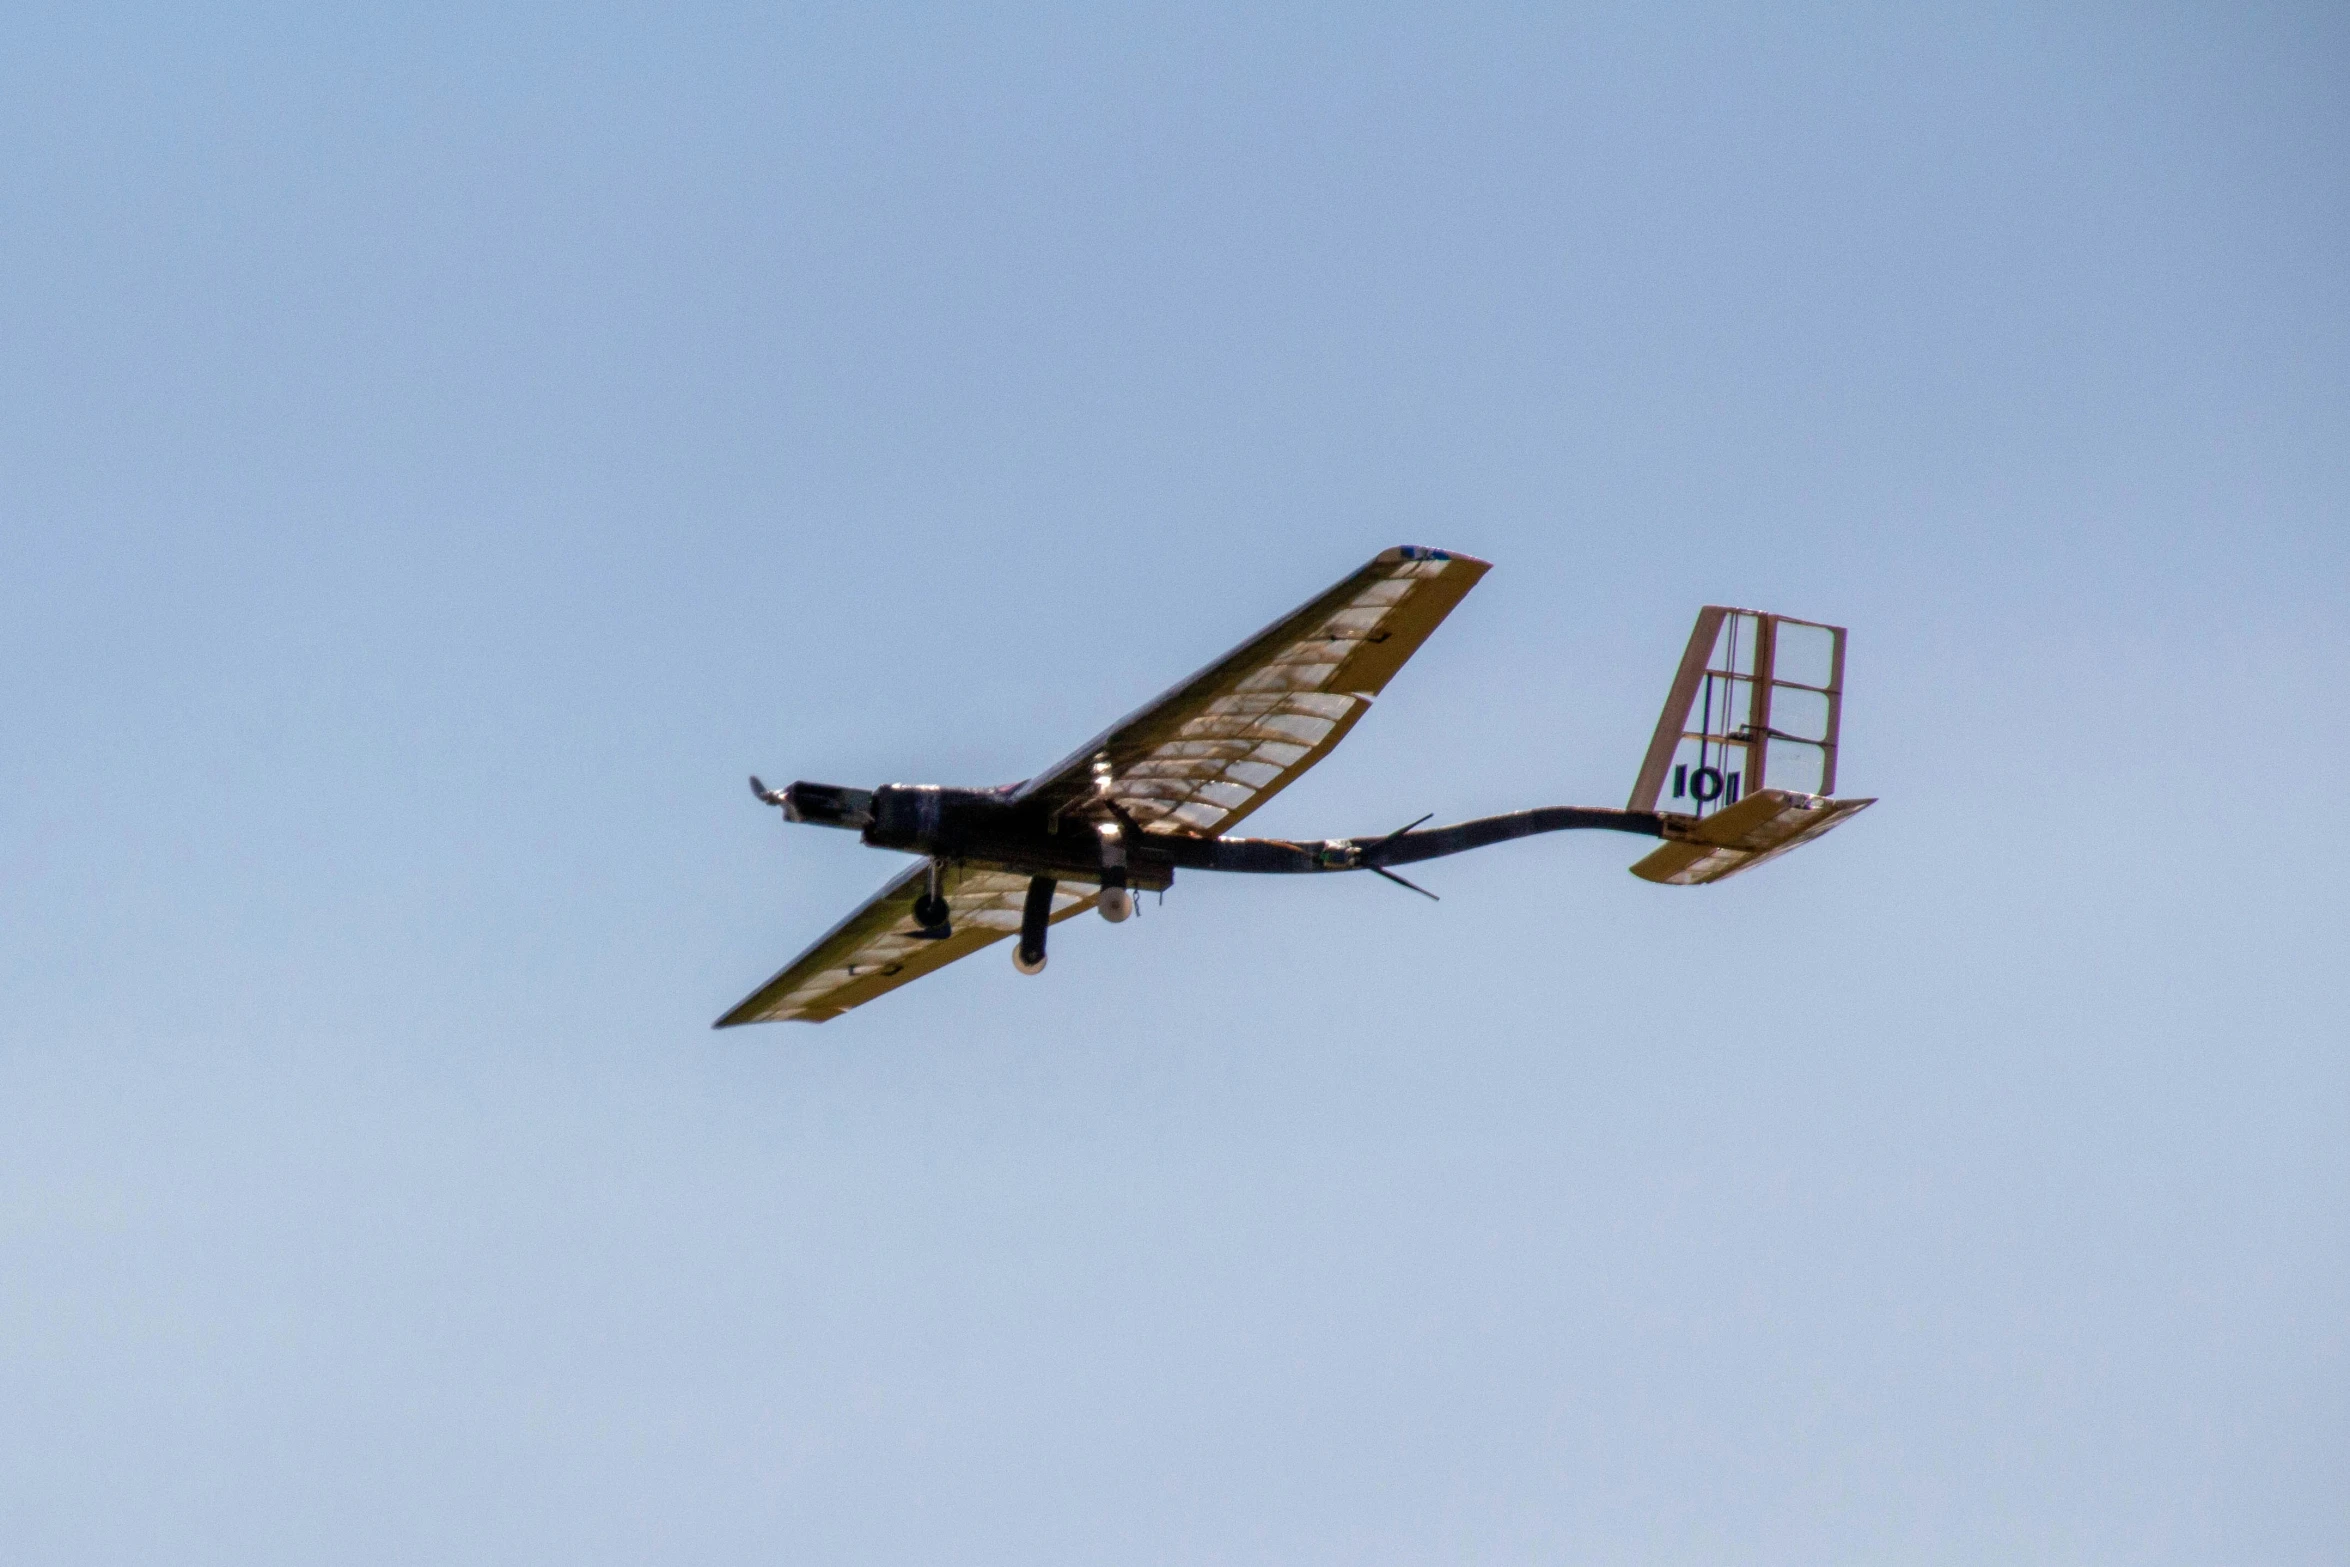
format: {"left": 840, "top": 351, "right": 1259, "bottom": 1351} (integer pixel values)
{"left": 1014, "top": 874, "right": 1056, "bottom": 973}
{"left": 912, "top": 892, "right": 950, "bottom": 932}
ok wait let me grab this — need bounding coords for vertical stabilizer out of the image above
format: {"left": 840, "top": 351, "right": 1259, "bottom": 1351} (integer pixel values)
{"left": 1628, "top": 607, "right": 1848, "bottom": 814}
{"left": 1627, "top": 607, "right": 1871, "bottom": 885}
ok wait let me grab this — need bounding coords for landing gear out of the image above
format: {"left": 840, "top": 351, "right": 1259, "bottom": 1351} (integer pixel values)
{"left": 912, "top": 861, "right": 951, "bottom": 939}
{"left": 1096, "top": 820, "right": 1132, "bottom": 923}
{"left": 1013, "top": 875, "right": 1055, "bottom": 974}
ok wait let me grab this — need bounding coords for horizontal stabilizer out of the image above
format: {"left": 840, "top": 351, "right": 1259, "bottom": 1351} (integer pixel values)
{"left": 1629, "top": 789, "right": 1873, "bottom": 886}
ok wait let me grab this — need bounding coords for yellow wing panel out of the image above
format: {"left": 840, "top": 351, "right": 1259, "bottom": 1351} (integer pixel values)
{"left": 715, "top": 864, "right": 1097, "bottom": 1025}
{"left": 1016, "top": 546, "right": 1490, "bottom": 838}
{"left": 1629, "top": 789, "right": 1874, "bottom": 886}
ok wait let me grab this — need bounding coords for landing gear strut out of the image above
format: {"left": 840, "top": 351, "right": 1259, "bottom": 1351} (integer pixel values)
{"left": 1096, "top": 820, "right": 1132, "bottom": 923}
{"left": 1013, "top": 875, "right": 1054, "bottom": 974}
{"left": 912, "top": 860, "right": 951, "bottom": 939}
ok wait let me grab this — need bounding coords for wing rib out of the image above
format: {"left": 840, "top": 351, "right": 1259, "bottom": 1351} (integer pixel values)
{"left": 1014, "top": 546, "right": 1490, "bottom": 839}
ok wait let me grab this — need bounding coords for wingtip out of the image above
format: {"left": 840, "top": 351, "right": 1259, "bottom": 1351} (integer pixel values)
{"left": 1377, "top": 544, "right": 1492, "bottom": 571}
{"left": 712, "top": 1008, "right": 825, "bottom": 1028}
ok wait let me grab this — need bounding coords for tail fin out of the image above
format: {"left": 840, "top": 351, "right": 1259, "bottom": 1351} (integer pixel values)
{"left": 1626, "top": 607, "right": 1873, "bottom": 885}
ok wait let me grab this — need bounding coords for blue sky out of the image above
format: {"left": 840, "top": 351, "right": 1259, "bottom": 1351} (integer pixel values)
{"left": 3, "top": 5, "right": 2344, "bottom": 1562}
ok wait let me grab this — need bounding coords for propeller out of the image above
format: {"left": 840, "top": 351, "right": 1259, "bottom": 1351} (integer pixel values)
{"left": 1360, "top": 811, "right": 1434, "bottom": 862}
{"left": 1360, "top": 812, "right": 1439, "bottom": 899}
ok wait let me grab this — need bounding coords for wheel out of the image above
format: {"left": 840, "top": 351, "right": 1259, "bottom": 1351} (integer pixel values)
{"left": 1097, "top": 886, "right": 1133, "bottom": 923}
{"left": 912, "top": 892, "right": 949, "bottom": 931}
{"left": 1013, "top": 874, "right": 1055, "bottom": 976}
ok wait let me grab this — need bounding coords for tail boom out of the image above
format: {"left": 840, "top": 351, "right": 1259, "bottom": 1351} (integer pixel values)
{"left": 1150, "top": 806, "right": 1665, "bottom": 876}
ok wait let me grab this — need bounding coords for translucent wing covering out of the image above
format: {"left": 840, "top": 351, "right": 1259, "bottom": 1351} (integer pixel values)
{"left": 1016, "top": 546, "right": 1491, "bottom": 837}
{"left": 1628, "top": 607, "right": 1849, "bottom": 814}
{"left": 715, "top": 864, "right": 1096, "bottom": 1025}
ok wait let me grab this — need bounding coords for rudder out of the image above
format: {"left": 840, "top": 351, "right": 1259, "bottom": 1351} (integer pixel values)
{"left": 1626, "top": 607, "right": 1873, "bottom": 885}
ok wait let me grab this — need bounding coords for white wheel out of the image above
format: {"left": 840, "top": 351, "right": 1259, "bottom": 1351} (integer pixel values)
{"left": 1012, "top": 947, "right": 1047, "bottom": 976}
{"left": 1098, "top": 886, "right": 1133, "bottom": 923}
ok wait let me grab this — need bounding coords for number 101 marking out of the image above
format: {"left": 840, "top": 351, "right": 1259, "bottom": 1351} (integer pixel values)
{"left": 1673, "top": 763, "right": 1741, "bottom": 805}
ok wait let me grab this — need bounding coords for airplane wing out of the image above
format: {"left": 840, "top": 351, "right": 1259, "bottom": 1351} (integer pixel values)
{"left": 718, "top": 545, "right": 1487, "bottom": 1025}
{"left": 1015, "top": 545, "right": 1491, "bottom": 837}
{"left": 716, "top": 862, "right": 1099, "bottom": 1025}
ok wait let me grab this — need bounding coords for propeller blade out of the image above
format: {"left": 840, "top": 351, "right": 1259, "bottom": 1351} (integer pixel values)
{"left": 1368, "top": 864, "right": 1440, "bottom": 901}
{"left": 1362, "top": 812, "right": 1435, "bottom": 862}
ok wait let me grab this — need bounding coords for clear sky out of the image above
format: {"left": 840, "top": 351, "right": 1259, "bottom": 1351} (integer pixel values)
{"left": 3, "top": 4, "right": 2344, "bottom": 1562}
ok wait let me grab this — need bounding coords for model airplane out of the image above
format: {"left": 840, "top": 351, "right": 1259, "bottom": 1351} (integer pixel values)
{"left": 717, "top": 546, "right": 1872, "bottom": 1025}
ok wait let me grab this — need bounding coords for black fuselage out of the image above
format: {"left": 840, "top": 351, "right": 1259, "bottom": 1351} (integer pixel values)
{"left": 780, "top": 778, "right": 1665, "bottom": 889}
